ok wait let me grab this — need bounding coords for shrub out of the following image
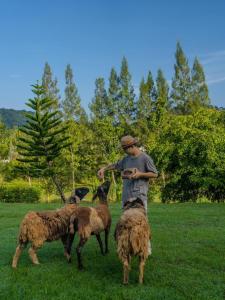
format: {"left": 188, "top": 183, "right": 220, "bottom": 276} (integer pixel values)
{"left": 0, "top": 180, "right": 42, "bottom": 203}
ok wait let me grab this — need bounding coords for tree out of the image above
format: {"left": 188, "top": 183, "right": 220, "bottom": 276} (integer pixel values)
{"left": 137, "top": 71, "right": 155, "bottom": 121}
{"left": 171, "top": 42, "right": 192, "bottom": 114}
{"left": 147, "top": 108, "right": 225, "bottom": 202}
{"left": 89, "top": 78, "right": 109, "bottom": 119}
{"left": 153, "top": 69, "right": 170, "bottom": 124}
{"left": 62, "top": 64, "right": 87, "bottom": 123}
{"left": 108, "top": 67, "right": 120, "bottom": 122}
{"left": 16, "top": 83, "right": 71, "bottom": 202}
{"left": 42, "top": 62, "right": 60, "bottom": 110}
{"left": 118, "top": 57, "right": 136, "bottom": 123}
{"left": 191, "top": 57, "right": 210, "bottom": 110}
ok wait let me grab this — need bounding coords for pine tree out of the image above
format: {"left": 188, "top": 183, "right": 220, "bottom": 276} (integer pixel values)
{"left": 191, "top": 57, "right": 210, "bottom": 109}
{"left": 154, "top": 69, "right": 170, "bottom": 123}
{"left": 16, "top": 83, "right": 71, "bottom": 202}
{"left": 171, "top": 42, "right": 192, "bottom": 114}
{"left": 118, "top": 57, "right": 136, "bottom": 123}
{"left": 137, "top": 71, "right": 155, "bottom": 120}
{"left": 42, "top": 62, "right": 60, "bottom": 110}
{"left": 108, "top": 67, "right": 120, "bottom": 122}
{"left": 89, "top": 77, "right": 109, "bottom": 119}
{"left": 62, "top": 64, "right": 87, "bottom": 123}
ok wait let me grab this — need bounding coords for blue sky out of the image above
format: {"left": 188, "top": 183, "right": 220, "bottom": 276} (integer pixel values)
{"left": 0, "top": 0, "right": 225, "bottom": 111}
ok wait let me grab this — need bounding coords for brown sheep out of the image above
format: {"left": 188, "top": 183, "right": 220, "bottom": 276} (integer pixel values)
{"left": 12, "top": 187, "right": 89, "bottom": 268}
{"left": 114, "top": 198, "right": 151, "bottom": 284}
{"left": 66, "top": 181, "right": 111, "bottom": 270}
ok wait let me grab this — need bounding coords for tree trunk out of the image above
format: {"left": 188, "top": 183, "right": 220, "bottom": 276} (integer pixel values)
{"left": 161, "top": 171, "right": 166, "bottom": 188}
{"left": 51, "top": 175, "right": 66, "bottom": 203}
{"left": 70, "top": 146, "right": 75, "bottom": 189}
{"left": 27, "top": 176, "right": 31, "bottom": 186}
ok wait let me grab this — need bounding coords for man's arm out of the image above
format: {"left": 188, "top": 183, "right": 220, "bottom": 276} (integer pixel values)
{"left": 132, "top": 171, "right": 158, "bottom": 179}
{"left": 97, "top": 163, "right": 116, "bottom": 179}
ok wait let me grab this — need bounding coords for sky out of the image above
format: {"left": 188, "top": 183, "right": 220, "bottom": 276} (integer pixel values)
{"left": 0, "top": 0, "right": 225, "bottom": 111}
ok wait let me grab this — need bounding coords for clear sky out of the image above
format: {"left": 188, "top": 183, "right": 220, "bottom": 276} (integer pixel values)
{"left": 0, "top": 0, "right": 225, "bottom": 111}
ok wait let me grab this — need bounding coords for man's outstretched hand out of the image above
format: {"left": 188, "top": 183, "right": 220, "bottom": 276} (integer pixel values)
{"left": 97, "top": 168, "right": 105, "bottom": 179}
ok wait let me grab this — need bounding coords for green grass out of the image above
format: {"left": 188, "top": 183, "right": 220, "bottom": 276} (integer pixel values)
{"left": 0, "top": 202, "right": 225, "bottom": 300}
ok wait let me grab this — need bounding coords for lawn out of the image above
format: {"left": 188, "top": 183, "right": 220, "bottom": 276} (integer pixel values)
{"left": 0, "top": 202, "right": 225, "bottom": 300}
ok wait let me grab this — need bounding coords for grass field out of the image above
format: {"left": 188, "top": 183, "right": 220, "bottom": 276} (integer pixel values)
{"left": 0, "top": 202, "right": 225, "bottom": 300}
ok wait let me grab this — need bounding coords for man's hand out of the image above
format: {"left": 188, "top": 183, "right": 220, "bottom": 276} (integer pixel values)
{"left": 97, "top": 168, "right": 105, "bottom": 179}
{"left": 131, "top": 170, "right": 142, "bottom": 179}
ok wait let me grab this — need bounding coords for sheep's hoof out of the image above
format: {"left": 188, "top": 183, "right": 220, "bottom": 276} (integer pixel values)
{"left": 33, "top": 261, "right": 40, "bottom": 265}
{"left": 69, "top": 228, "right": 74, "bottom": 235}
{"left": 123, "top": 281, "right": 128, "bottom": 285}
{"left": 67, "top": 257, "right": 72, "bottom": 264}
{"left": 64, "top": 251, "right": 71, "bottom": 262}
{"left": 78, "top": 265, "right": 84, "bottom": 271}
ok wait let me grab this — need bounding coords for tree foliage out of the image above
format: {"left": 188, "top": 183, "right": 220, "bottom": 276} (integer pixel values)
{"left": 16, "top": 83, "right": 71, "bottom": 202}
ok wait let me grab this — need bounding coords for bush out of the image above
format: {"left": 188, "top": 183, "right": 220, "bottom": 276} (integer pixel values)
{"left": 0, "top": 180, "right": 42, "bottom": 203}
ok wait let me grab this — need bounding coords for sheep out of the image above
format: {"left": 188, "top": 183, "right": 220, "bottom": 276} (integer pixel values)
{"left": 66, "top": 181, "right": 111, "bottom": 270}
{"left": 114, "top": 198, "right": 151, "bottom": 284}
{"left": 12, "top": 187, "right": 89, "bottom": 268}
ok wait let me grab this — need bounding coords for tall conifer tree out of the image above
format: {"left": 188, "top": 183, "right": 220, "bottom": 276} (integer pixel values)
{"left": 118, "top": 57, "right": 136, "bottom": 122}
{"left": 42, "top": 62, "right": 60, "bottom": 110}
{"left": 191, "top": 57, "right": 210, "bottom": 109}
{"left": 137, "top": 71, "right": 155, "bottom": 120}
{"left": 171, "top": 42, "right": 192, "bottom": 114}
{"left": 89, "top": 78, "right": 108, "bottom": 119}
{"left": 62, "top": 64, "right": 87, "bottom": 122}
{"left": 108, "top": 68, "right": 120, "bottom": 122}
{"left": 17, "top": 83, "right": 71, "bottom": 202}
{"left": 154, "top": 69, "right": 170, "bottom": 123}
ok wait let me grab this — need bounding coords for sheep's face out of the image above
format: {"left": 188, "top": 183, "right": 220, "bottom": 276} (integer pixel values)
{"left": 69, "top": 187, "right": 89, "bottom": 204}
{"left": 68, "top": 193, "right": 80, "bottom": 204}
{"left": 123, "top": 198, "right": 145, "bottom": 210}
{"left": 93, "top": 181, "right": 110, "bottom": 202}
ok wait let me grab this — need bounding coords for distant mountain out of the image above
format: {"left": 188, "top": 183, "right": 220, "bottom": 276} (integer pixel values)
{"left": 0, "top": 108, "right": 29, "bottom": 128}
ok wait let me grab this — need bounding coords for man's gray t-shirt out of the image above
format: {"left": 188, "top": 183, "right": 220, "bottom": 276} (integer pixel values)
{"left": 115, "top": 152, "right": 158, "bottom": 209}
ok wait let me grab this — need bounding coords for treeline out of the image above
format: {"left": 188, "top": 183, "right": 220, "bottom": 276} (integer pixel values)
{"left": 0, "top": 42, "right": 224, "bottom": 202}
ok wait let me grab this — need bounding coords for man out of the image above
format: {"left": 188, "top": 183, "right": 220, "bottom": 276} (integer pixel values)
{"left": 97, "top": 135, "right": 158, "bottom": 211}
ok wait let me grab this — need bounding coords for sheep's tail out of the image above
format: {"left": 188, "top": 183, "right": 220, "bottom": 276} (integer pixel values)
{"left": 18, "top": 219, "right": 29, "bottom": 245}
{"left": 129, "top": 225, "right": 149, "bottom": 259}
{"left": 116, "top": 224, "right": 150, "bottom": 261}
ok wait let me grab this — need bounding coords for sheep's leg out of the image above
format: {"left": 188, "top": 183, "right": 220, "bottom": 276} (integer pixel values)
{"left": 138, "top": 257, "right": 145, "bottom": 284}
{"left": 61, "top": 234, "right": 67, "bottom": 249}
{"left": 95, "top": 234, "right": 104, "bottom": 255}
{"left": 12, "top": 243, "right": 24, "bottom": 268}
{"left": 76, "top": 238, "right": 87, "bottom": 270}
{"left": 123, "top": 259, "right": 130, "bottom": 285}
{"left": 104, "top": 228, "right": 109, "bottom": 254}
{"left": 28, "top": 245, "right": 40, "bottom": 265}
{"left": 65, "top": 233, "right": 75, "bottom": 263}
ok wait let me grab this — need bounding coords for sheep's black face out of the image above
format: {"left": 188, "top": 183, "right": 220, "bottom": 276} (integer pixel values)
{"left": 69, "top": 187, "right": 89, "bottom": 203}
{"left": 93, "top": 181, "right": 110, "bottom": 202}
{"left": 100, "top": 180, "right": 110, "bottom": 195}
{"left": 75, "top": 187, "right": 90, "bottom": 200}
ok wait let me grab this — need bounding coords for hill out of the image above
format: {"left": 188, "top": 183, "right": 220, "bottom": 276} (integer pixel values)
{"left": 0, "top": 108, "right": 28, "bottom": 128}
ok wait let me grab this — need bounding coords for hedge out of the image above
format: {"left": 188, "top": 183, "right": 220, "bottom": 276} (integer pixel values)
{"left": 0, "top": 181, "right": 42, "bottom": 203}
